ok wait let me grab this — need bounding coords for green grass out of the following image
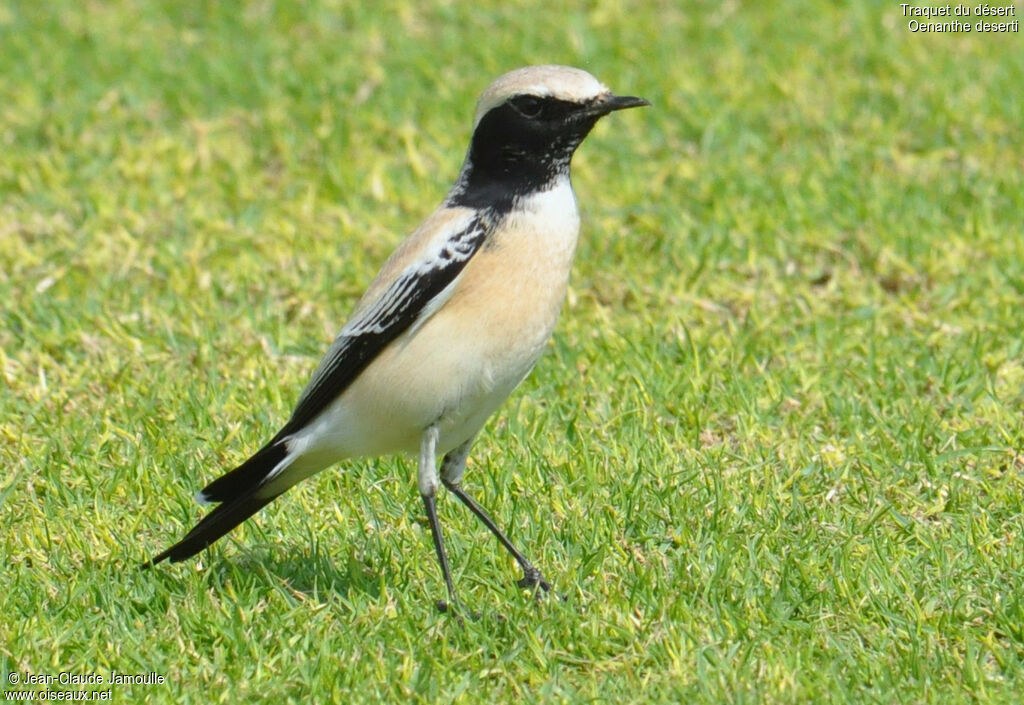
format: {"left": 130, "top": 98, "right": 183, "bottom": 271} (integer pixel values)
{"left": 2, "top": 0, "right": 1023, "bottom": 702}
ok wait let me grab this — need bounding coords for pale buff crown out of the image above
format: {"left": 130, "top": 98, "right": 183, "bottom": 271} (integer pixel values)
{"left": 472, "top": 65, "right": 610, "bottom": 128}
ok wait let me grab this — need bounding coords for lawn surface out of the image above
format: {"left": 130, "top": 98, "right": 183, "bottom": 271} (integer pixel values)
{"left": 2, "top": 1, "right": 1023, "bottom": 702}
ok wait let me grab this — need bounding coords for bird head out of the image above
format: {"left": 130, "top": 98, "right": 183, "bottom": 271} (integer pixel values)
{"left": 454, "top": 65, "right": 648, "bottom": 205}
{"left": 472, "top": 65, "right": 648, "bottom": 130}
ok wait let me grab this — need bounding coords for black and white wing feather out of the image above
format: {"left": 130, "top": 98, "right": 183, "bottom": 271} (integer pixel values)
{"left": 197, "top": 210, "right": 491, "bottom": 506}
{"left": 284, "top": 212, "right": 489, "bottom": 436}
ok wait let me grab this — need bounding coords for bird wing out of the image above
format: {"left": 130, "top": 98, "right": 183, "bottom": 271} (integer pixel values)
{"left": 155, "top": 210, "right": 491, "bottom": 559}
{"left": 279, "top": 208, "right": 490, "bottom": 437}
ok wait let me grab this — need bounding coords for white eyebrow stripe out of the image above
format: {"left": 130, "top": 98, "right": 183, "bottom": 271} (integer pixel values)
{"left": 472, "top": 65, "right": 609, "bottom": 127}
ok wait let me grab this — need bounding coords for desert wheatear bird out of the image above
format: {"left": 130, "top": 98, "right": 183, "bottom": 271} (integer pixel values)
{"left": 147, "top": 65, "right": 647, "bottom": 611}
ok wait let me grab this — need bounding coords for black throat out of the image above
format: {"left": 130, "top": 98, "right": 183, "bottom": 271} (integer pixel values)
{"left": 446, "top": 98, "right": 599, "bottom": 213}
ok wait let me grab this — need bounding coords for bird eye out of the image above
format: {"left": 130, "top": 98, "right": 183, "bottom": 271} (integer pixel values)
{"left": 510, "top": 96, "right": 543, "bottom": 118}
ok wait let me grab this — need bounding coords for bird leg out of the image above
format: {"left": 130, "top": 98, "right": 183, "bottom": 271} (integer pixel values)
{"left": 419, "top": 424, "right": 461, "bottom": 614}
{"left": 440, "top": 439, "right": 552, "bottom": 594}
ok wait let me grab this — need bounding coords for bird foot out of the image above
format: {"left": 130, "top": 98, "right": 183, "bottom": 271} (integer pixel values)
{"left": 435, "top": 600, "right": 481, "bottom": 623}
{"left": 516, "top": 566, "right": 552, "bottom": 593}
{"left": 517, "top": 567, "right": 570, "bottom": 603}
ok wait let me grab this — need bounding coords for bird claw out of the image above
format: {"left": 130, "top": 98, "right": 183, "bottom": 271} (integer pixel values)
{"left": 517, "top": 568, "right": 571, "bottom": 604}
{"left": 435, "top": 599, "right": 481, "bottom": 623}
{"left": 516, "top": 567, "right": 552, "bottom": 593}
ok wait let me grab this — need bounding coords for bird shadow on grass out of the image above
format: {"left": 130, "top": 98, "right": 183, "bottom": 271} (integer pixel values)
{"left": 136, "top": 541, "right": 387, "bottom": 609}
{"left": 255, "top": 542, "right": 386, "bottom": 601}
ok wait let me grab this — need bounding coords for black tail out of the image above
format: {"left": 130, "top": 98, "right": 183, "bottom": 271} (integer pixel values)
{"left": 144, "top": 491, "right": 279, "bottom": 566}
{"left": 144, "top": 441, "right": 290, "bottom": 567}
{"left": 199, "top": 441, "right": 288, "bottom": 503}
